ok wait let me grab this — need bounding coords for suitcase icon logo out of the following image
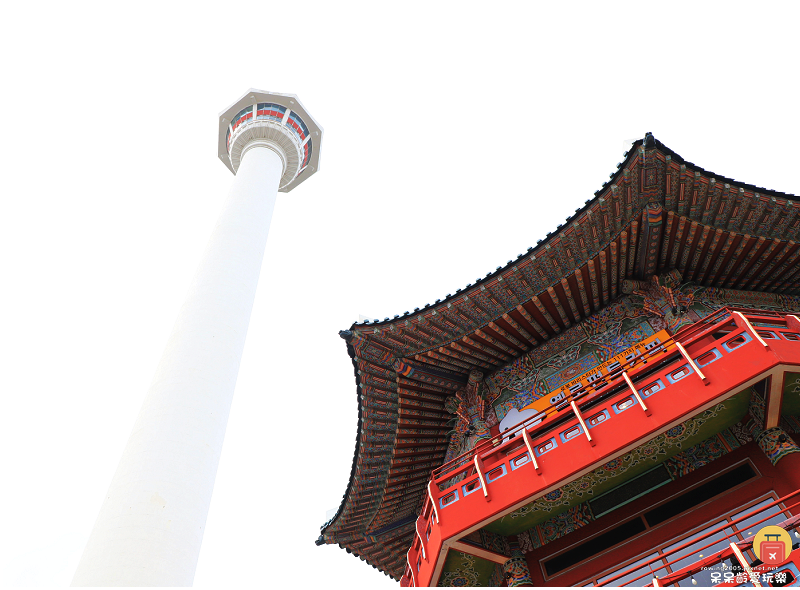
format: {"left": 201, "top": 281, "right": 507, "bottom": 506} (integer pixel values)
{"left": 753, "top": 525, "right": 792, "bottom": 566}
{"left": 760, "top": 534, "right": 785, "bottom": 565}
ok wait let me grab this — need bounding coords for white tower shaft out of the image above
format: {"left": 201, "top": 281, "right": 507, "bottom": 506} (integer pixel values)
{"left": 72, "top": 146, "right": 282, "bottom": 586}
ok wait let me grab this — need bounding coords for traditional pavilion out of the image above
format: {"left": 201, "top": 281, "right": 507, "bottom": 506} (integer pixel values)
{"left": 317, "top": 134, "right": 800, "bottom": 586}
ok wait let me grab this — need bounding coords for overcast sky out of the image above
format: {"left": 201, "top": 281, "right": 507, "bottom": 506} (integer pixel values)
{"left": 1, "top": 2, "right": 799, "bottom": 588}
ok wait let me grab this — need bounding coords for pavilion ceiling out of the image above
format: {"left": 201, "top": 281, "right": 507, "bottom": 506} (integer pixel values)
{"left": 317, "top": 133, "right": 800, "bottom": 579}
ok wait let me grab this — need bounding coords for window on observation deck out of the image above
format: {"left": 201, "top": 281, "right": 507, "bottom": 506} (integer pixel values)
{"left": 230, "top": 106, "right": 252, "bottom": 132}
{"left": 256, "top": 103, "right": 286, "bottom": 123}
{"left": 284, "top": 112, "right": 309, "bottom": 141}
{"left": 302, "top": 138, "right": 313, "bottom": 168}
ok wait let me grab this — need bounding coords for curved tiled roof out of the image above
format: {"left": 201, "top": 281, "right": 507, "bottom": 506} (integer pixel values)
{"left": 353, "top": 134, "right": 799, "bottom": 330}
{"left": 317, "top": 133, "right": 800, "bottom": 578}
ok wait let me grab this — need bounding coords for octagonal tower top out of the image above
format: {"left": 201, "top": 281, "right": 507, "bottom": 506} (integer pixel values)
{"left": 218, "top": 89, "right": 323, "bottom": 192}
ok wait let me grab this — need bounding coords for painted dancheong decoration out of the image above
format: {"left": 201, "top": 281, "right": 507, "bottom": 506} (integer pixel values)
{"left": 318, "top": 133, "right": 800, "bottom": 587}
{"left": 518, "top": 329, "right": 672, "bottom": 421}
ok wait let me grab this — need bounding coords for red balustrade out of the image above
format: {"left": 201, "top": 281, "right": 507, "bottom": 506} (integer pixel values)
{"left": 401, "top": 308, "right": 800, "bottom": 586}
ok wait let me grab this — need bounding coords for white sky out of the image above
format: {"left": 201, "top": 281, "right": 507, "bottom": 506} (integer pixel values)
{"left": 1, "top": 2, "right": 799, "bottom": 588}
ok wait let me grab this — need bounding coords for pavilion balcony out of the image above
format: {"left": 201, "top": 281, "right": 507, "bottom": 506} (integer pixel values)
{"left": 401, "top": 308, "right": 800, "bottom": 587}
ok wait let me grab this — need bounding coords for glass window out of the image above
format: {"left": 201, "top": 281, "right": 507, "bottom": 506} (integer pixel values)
{"left": 662, "top": 523, "right": 736, "bottom": 587}
{"left": 596, "top": 553, "right": 668, "bottom": 587}
{"left": 731, "top": 498, "right": 787, "bottom": 538}
{"left": 590, "top": 490, "right": 790, "bottom": 587}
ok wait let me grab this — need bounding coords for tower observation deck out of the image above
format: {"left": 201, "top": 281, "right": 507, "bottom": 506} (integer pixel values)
{"left": 73, "top": 90, "right": 321, "bottom": 586}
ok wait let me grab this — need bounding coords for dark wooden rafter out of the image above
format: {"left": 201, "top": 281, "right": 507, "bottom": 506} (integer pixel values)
{"left": 360, "top": 372, "right": 396, "bottom": 389}
{"left": 695, "top": 228, "right": 724, "bottom": 284}
{"left": 371, "top": 505, "right": 418, "bottom": 529}
{"left": 546, "top": 286, "right": 571, "bottom": 329}
{"left": 746, "top": 197, "right": 771, "bottom": 233}
{"left": 659, "top": 218, "right": 674, "bottom": 273}
{"left": 386, "top": 460, "right": 439, "bottom": 476}
{"left": 416, "top": 317, "right": 449, "bottom": 341}
{"left": 721, "top": 185, "right": 741, "bottom": 226}
{"left": 515, "top": 304, "right": 548, "bottom": 340}
{"left": 598, "top": 249, "right": 610, "bottom": 306}
{"left": 426, "top": 314, "right": 460, "bottom": 340}
{"left": 559, "top": 277, "right": 582, "bottom": 323}
{"left": 609, "top": 239, "right": 619, "bottom": 300}
{"left": 561, "top": 231, "right": 579, "bottom": 270}
{"left": 598, "top": 197, "right": 612, "bottom": 242}
{"left": 392, "top": 445, "right": 448, "bottom": 459}
{"left": 487, "top": 321, "right": 529, "bottom": 351}
{"left": 776, "top": 261, "right": 800, "bottom": 294}
{"left": 700, "top": 180, "right": 718, "bottom": 225}
{"left": 763, "top": 198, "right": 784, "bottom": 234}
{"left": 717, "top": 234, "right": 750, "bottom": 285}
{"left": 462, "top": 296, "right": 490, "bottom": 324}
{"left": 620, "top": 230, "right": 629, "bottom": 286}
{"left": 686, "top": 224, "right": 712, "bottom": 282}
{"left": 369, "top": 331, "right": 406, "bottom": 353}
{"left": 379, "top": 489, "right": 427, "bottom": 508}
{"left": 775, "top": 201, "right": 800, "bottom": 237}
{"left": 727, "top": 189, "right": 747, "bottom": 231}
{"left": 446, "top": 341, "right": 498, "bottom": 367}
{"left": 668, "top": 216, "right": 686, "bottom": 270}
{"left": 676, "top": 166, "right": 689, "bottom": 216}
{"left": 500, "top": 312, "right": 538, "bottom": 346}
{"left": 678, "top": 220, "right": 700, "bottom": 274}
{"left": 415, "top": 352, "right": 466, "bottom": 373}
{"left": 573, "top": 267, "right": 592, "bottom": 317}
{"left": 478, "top": 283, "right": 506, "bottom": 314}
{"left": 396, "top": 409, "right": 449, "bottom": 423}
{"left": 628, "top": 218, "right": 639, "bottom": 277}
{"left": 737, "top": 238, "right": 782, "bottom": 290}
{"left": 461, "top": 333, "right": 512, "bottom": 362}
{"left": 424, "top": 349, "right": 473, "bottom": 370}
{"left": 710, "top": 183, "right": 728, "bottom": 225}
{"left": 725, "top": 236, "right": 765, "bottom": 288}
{"left": 586, "top": 255, "right": 601, "bottom": 310}
{"left": 472, "top": 328, "right": 519, "bottom": 356}
{"left": 377, "top": 490, "right": 427, "bottom": 511}
{"left": 396, "top": 407, "right": 448, "bottom": 421}
{"left": 705, "top": 231, "right": 738, "bottom": 286}
{"left": 435, "top": 309, "right": 465, "bottom": 335}
{"left": 396, "top": 379, "right": 449, "bottom": 396}
{"left": 688, "top": 171, "right": 704, "bottom": 219}
{"left": 406, "top": 323, "right": 438, "bottom": 346}
{"left": 572, "top": 220, "right": 590, "bottom": 261}
{"left": 514, "top": 271, "right": 536, "bottom": 301}
{"left": 530, "top": 294, "right": 561, "bottom": 334}
{"left": 623, "top": 168, "right": 634, "bottom": 219}
{"left": 503, "top": 276, "right": 528, "bottom": 310}
{"left": 610, "top": 186, "right": 623, "bottom": 234}
{"left": 763, "top": 242, "right": 800, "bottom": 291}
{"left": 383, "top": 472, "right": 433, "bottom": 488}
{"left": 396, "top": 392, "right": 446, "bottom": 409}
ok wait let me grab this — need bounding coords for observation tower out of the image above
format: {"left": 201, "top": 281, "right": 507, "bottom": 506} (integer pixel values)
{"left": 72, "top": 90, "right": 322, "bottom": 586}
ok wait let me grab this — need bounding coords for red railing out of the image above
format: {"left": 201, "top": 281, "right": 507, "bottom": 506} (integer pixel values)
{"left": 601, "top": 490, "right": 800, "bottom": 587}
{"left": 400, "top": 308, "right": 800, "bottom": 586}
